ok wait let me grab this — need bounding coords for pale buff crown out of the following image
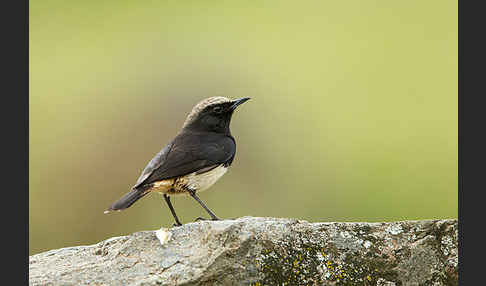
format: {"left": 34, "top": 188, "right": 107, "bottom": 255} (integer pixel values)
{"left": 182, "top": 96, "right": 232, "bottom": 128}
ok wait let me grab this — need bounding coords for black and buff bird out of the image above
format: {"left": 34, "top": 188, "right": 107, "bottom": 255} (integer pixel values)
{"left": 104, "top": 96, "right": 250, "bottom": 226}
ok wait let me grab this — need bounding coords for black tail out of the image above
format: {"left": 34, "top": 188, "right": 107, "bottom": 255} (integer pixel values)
{"left": 104, "top": 188, "right": 149, "bottom": 214}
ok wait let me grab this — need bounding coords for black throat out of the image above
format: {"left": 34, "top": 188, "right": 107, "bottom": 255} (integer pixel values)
{"left": 183, "top": 105, "right": 236, "bottom": 134}
{"left": 183, "top": 113, "right": 233, "bottom": 134}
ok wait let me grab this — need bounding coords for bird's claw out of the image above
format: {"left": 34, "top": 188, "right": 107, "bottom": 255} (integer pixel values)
{"left": 194, "top": 216, "right": 220, "bottom": 222}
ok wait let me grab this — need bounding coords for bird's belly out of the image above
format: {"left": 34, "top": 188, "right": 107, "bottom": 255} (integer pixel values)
{"left": 185, "top": 165, "right": 228, "bottom": 193}
{"left": 152, "top": 165, "right": 228, "bottom": 196}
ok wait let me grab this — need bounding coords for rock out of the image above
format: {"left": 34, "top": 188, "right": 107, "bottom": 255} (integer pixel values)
{"left": 29, "top": 217, "right": 458, "bottom": 286}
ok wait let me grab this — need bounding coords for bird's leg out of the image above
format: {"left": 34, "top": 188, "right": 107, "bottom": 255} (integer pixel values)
{"left": 163, "top": 194, "right": 183, "bottom": 227}
{"left": 188, "top": 190, "right": 220, "bottom": 221}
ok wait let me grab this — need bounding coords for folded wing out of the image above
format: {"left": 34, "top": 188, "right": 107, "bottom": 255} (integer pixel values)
{"left": 133, "top": 132, "right": 236, "bottom": 189}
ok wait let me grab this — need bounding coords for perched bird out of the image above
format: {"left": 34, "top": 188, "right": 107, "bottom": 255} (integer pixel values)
{"left": 104, "top": 96, "right": 250, "bottom": 226}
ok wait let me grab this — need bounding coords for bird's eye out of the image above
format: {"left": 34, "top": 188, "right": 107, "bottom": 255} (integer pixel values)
{"left": 212, "top": 106, "right": 223, "bottom": 113}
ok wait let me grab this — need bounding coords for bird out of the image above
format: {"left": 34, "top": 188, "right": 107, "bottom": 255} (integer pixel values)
{"left": 104, "top": 96, "right": 250, "bottom": 226}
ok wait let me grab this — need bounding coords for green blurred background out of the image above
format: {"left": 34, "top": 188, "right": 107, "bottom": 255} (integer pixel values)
{"left": 29, "top": 1, "right": 457, "bottom": 255}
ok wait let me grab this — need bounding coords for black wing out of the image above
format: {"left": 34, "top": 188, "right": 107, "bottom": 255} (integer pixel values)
{"left": 133, "top": 131, "right": 236, "bottom": 188}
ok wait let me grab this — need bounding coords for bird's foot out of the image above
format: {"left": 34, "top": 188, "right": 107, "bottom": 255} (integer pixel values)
{"left": 194, "top": 216, "right": 220, "bottom": 222}
{"left": 172, "top": 222, "right": 183, "bottom": 227}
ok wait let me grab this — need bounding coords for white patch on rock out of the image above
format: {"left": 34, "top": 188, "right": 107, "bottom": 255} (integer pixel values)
{"left": 377, "top": 278, "right": 396, "bottom": 286}
{"left": 385, "top": 224, "right": 403, "bottom": 235}
{"left": 340, "top": 231, "right": 352, "bottom": 239}
{"left": 363, "top": 241, "right": 372, "bottom": 249}
{"left": 155, "top": 228, "right": 172, "bottom": 245}
{"left": 441, "top": 235, "right": 457, "bottom": 267}
{"left": 441, "top": 236, "right": 452, "bottom": 245}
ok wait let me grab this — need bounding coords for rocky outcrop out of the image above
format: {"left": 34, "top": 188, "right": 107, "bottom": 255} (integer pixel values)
{"left": 29, "top": 217, "right": 458, "bottom": 285}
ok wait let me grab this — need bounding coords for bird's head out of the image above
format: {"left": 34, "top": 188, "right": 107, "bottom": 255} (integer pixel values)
{"left": 182, "top": 96, "right": 250, "bottom": 134}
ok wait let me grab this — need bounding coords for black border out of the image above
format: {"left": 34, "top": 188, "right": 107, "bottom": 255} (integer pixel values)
{"left": 458, "top": 0, "right": 483, "bottom": 285}
{"left": 4, "top": 0, "right": 28, "bottom": 284}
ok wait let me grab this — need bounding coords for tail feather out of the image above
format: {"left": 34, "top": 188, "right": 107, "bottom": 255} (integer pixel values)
{"left": 104, "top": 188, "right": 149, "bottom": 214}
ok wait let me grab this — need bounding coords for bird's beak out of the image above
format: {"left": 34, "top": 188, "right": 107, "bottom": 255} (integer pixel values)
{"left": 229, "top": 97, "right": 250, "bottom": 111}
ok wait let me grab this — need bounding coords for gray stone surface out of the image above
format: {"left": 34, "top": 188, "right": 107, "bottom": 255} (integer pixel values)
{"left": 29, "top": 216, "right": 458, "bottom": 286}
